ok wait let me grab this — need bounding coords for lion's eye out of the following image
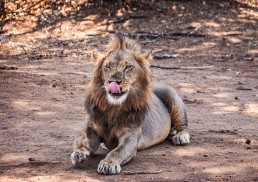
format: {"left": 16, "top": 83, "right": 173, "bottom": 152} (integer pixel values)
{"left": 125, "top": 65, "right": 134, "bottom": 71}
{"left": 104, "top": 65, "right": 111, "bottom": 70}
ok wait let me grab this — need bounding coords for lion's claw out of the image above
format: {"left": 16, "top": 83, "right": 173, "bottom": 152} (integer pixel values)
{"left": 172, "top": 131, "right": 190, "bottom": 145}
{"left": 97, "top": 159, "right": 121, "bottom": 174}
{"left": 70, "top": 150, "right": 89, "bottom": 165}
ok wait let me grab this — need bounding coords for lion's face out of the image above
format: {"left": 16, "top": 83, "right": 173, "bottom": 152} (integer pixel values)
{"left": 102, "top": 50, "right": 139, "bottom": 105}
{"left": 89, "top": 34, "right": 152, "bottom": 108}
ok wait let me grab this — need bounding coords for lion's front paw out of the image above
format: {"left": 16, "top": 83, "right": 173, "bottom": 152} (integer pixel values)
{"left": 97, "top": 159, "right": 121, "bottom": 175}
{"left": 172, "top": 130, "right": 190, "bottom": 145}
{"left": 70, "top": 149, "right": 89, "bottom": 165}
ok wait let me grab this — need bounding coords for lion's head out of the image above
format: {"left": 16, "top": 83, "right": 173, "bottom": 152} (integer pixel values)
{"left": 86, "top": 33, "right": 152, "bottom": 112}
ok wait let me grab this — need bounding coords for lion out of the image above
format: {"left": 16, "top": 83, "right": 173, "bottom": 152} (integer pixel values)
{"left": 70, "top": 33, "right": 190, "bottom": 174}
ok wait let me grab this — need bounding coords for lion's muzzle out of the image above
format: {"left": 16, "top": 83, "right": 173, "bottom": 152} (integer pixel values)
{"left": 107, "top": 81, "right": 127, "bottom": 97}
{"left": 108, "top": 82, "right": 121, "bottom": 94}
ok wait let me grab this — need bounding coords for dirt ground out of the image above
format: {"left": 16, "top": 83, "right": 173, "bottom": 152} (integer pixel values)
{"left": 1, "top": 0, "right": 258, "bottom": 181}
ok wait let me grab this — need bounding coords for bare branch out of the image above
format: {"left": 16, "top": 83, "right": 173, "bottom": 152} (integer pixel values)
{"left": 123, "top": 169, "right": 163, "bottom": 175}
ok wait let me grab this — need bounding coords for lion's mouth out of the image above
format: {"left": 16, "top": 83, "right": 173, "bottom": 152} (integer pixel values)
{"left": 106, "top": 81, "right": 128, "bottom": 105}
{"left": 107, "top": 81, "right": 127, "bottom": 97}
{"left": 108, "top": 92, "right": 126, "bottom": 97}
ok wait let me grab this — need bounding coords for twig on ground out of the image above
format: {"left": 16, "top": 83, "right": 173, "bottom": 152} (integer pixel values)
{"left": 169, "top": 32, "right": 207, "bottom": 38}
{"left": 150, "top": 65, "right": 180, "bottom": 70}
{"left": 208, "top": 129, "right": 237, "bottom": 135}
{"left": 109, "top": 15, "right": 148, "bottom": 24}
{"left": 20, "top": 45, "right": 28, "bottom": 55}
{"left": 0, "top": 66, "right": 18, "bottom": 70}
{"left": 127, "top": 31, "right": 211, "bottom": 40}
{"left": 224, "top": 33, "right": 243, "bottom": 36}
{"left": 106, "top": 31, "right": 211, "bottom": 40}
{"left": 153, "top": 54, "right": 179, "bottom": 59}
{"left": 236, "top": 86, "right": 252, "bottom": 90}
{"left": 150, "top": 65, "right": 214, "bottom": 70}
{"left": 123, "top": 169, "right": 163, "bottom": 175}
{"left": 19, "top": 45, "right": 32, "bottom": 60}
{"left": 0, "top": 160, "right": 60, "bottom": 167}
{"left": 180, "top": 66, "right": 214, "bottom": 69}
{"left": 136, "top": 22, "right": 141, "bottom": 32}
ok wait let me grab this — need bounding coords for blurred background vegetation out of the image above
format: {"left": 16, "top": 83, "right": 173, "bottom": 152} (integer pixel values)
{"left": 1, "top": 0, "right": 257, "bottom": 34}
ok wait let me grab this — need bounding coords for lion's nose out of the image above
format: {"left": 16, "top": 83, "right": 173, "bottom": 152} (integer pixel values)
{"left": 109, "top": 72, "right": 122, "bottom": 85}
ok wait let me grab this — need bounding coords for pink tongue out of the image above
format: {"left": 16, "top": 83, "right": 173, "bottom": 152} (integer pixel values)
{"left": 108, "top": 82, "right": 121, "bottom": 93}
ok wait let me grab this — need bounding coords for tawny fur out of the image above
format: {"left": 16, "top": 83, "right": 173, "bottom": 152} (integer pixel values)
{"left": 70, "top": 34, "right": 190, "bottom": 175}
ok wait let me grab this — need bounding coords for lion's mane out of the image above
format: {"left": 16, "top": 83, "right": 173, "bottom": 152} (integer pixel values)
{"left": 84, "top": 35, "right": 152, "bottom": 128}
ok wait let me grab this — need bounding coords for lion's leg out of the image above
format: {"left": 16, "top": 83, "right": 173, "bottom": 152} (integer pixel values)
{"left": 153, "top": 85, "right": 190, "bottom": 145}
{"left": 70, "top": 127, "right": 100, "bottom": 165}
{"left": 169, "top": 104, "right": 190, "bottom": 145}
{"left": 97, "top": 127, "right": 140, "bottom": 175}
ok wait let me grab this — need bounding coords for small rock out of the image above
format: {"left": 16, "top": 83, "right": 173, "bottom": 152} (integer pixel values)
{"left": 28, "top": 157, "right": 35, "bottom": 161}
{"left": 203, "top": 154, "right": 209, "bottom": 157}
{"left": 245, "top": 139, "right": 251, "bottom": 144}
{"left": 253, "top": 177, "right": 258, "bottom": 181}
{"left": 0, "top": 35, "right": 5, "bottom": 39}
{"left": 235, "top": 96, "right": 238, "bottom": 100}
{"left": 246, "top": 147, "right": 251, "bottom": 149}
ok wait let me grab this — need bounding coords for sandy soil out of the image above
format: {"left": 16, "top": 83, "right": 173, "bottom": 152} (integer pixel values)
{"left": 1, "top": 1, "right": 258, "bottom": 181}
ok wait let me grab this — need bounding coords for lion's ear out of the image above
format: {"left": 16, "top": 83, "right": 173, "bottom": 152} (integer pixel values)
{"left": 91, "top": 50, "right": 104, "bottom": 62}
{"left": 141, "top": 50, "right": 152, "bottom": 62}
